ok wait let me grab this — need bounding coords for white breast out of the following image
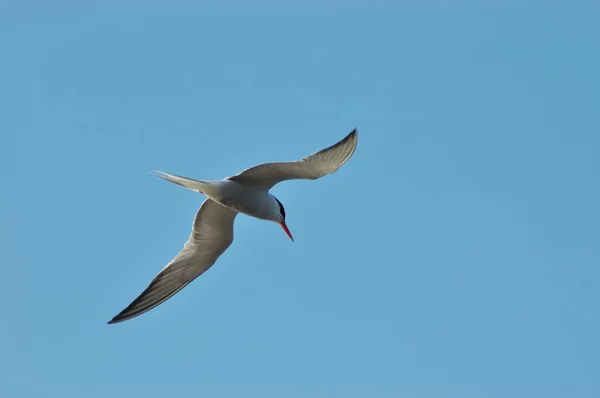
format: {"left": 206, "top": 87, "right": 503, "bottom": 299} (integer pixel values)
{"left": 209, "top": 180, "right": 275, "bottom": 221}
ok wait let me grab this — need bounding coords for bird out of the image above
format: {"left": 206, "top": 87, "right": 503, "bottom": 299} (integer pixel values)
{"left": 108, "top": 128, "right": 358, "bottom": 324}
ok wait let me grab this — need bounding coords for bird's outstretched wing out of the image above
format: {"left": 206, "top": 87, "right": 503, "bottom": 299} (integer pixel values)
{"left": 226, "top": 129, "right": 358, "bottom": 190}
{"left": 108, "top": 199, "right": 238, "bottom": 324}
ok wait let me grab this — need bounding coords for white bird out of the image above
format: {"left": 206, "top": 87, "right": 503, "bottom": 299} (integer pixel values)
{"left": 108, "top": 129, "right": 358, "bottom": 324}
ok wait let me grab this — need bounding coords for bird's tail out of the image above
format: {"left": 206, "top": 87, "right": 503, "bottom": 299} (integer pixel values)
{"left": 151, "top": 170, "right": 210, "bottom": 193}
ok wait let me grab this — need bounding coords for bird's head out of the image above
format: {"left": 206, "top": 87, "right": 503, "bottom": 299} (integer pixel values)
{"left": 274, "top": 197, "right": 294, "bottom": 242}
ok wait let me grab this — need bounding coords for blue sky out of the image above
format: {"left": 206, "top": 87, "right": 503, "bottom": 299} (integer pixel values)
{"left": 1, "top": 2, "right": 599, "bottom": 397}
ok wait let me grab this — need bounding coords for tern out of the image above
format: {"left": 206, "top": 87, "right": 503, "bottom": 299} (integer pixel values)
{"left": 108, "top": 129, "right": 358, "bottom": 324}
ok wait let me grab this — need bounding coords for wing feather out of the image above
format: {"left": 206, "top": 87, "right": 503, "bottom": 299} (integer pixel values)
{"left": 226, "top": 129, "right": 358, "bottom": 190}
{"left": 108, "top": 199, "right": 238, "bottom": 324}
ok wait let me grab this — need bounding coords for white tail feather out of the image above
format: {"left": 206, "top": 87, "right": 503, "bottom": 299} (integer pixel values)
{"left": 151, "top": 170, "right": 208, "bottom": 192}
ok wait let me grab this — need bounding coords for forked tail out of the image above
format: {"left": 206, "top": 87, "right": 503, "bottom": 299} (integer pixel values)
{"left": 151, "top": 170, "right": 208, "bottom": 193}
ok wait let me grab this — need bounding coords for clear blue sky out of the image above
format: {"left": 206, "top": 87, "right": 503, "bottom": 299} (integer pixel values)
{"left": 1, "top": 2, "right": 598, "bottom": 397}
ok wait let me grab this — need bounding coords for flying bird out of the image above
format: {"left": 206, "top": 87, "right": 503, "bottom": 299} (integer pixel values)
{"left": 108, "top": 129, "right": 358, "bottom": 324}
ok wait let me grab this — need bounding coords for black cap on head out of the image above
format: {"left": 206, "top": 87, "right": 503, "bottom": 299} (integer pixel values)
{"left": 275, "top": 197, "right": 286, "bottom": 219}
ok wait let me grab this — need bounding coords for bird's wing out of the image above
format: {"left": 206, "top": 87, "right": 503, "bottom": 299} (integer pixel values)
{"left": 226, "top": 129, "right": 358, "bottom": 190}
{"left": 108, "top": 199, "right": 238, "bottom": 324}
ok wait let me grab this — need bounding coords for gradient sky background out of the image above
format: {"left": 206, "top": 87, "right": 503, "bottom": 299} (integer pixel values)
{"left": 1, "top": 2, "right": 599, "bottom": 397}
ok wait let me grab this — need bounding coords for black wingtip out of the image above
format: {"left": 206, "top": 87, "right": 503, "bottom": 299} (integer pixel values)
{"left": 107, "top": 310, "right": 129, "bottom": 325}
{"left": 345, "top": 128, "right": 358, "bottom": 146}
{"left": 347, "top": 128, "right": 358, "bottom": 142}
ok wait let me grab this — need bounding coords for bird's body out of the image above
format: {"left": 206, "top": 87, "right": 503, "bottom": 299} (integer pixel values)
{"left": 162, "top": 178, "right": 281, "bottom": 221}
{"left": 108, "top": 128, "right": 358, "bottom": 324}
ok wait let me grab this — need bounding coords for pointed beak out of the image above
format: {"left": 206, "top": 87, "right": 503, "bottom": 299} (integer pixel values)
{"left": 280, "top": 221, "right": 294, "bottom": 242}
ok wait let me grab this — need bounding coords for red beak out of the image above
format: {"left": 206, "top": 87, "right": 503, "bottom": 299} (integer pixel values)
{"left": 280, "top": 221, "right": 294, "bottom": 242}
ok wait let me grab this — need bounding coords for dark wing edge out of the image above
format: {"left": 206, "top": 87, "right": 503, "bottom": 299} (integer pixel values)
{"left": 226, "top": 128, "right": 358, "bottom": 188}
{"left": 107, "top": 199, "right": 238, "bottom": 325}
{"left": 107, "top": 257, "right": 195, "bottom": 324}
{"left": 301, "top": 127, "right": 358, "bottom": 174}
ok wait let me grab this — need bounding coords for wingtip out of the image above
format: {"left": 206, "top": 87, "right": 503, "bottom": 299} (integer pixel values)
{"left": 346, "top": 128, "right": 358, "bottom": 146}
{"left": 347, "top": 128, "right": 358, "bottom": 142}
{"left": 107, "top": 313, "right": 130, "bottom": 325}
{"left": 107, "top": 308, "right": 132, "bottom": 324}
{"left": 107, "top": 313, "right": 123, "bottom": 324}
